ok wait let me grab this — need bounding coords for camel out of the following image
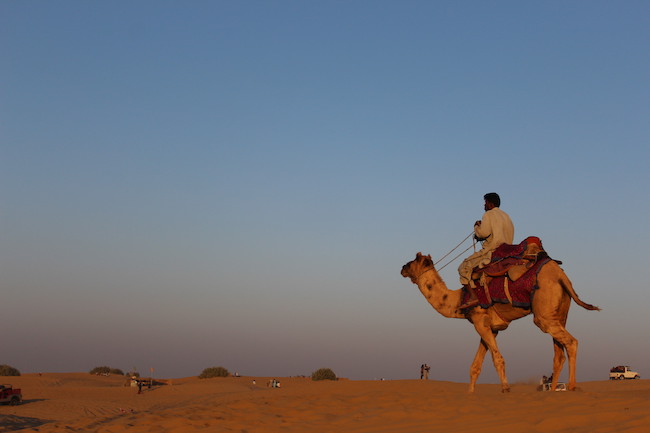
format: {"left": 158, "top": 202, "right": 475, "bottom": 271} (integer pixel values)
{"left": 401, "top": 252, "right": 600, "bottom": 393}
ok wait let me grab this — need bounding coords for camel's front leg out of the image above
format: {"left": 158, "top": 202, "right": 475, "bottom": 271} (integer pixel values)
{"left": 472, "top": 318, "right": 510, "bottom": 392}
{"left": 468, "top": 339, "right": 488, "bottom": 393}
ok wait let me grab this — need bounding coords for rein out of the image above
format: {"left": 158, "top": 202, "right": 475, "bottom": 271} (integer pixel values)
{"left": 415, "top": 267, "right": 435, "bottom": 280}
{"left": 436, "top": 232, "right": 478, "bottom": 271}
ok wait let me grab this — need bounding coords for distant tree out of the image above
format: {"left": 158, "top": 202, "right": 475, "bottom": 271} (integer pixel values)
{"left": 0, "top": 364, "right": 21, "bottom": 376}
{"left": 89, "top": 366, "right": 112, "bottom": 375}
{"left": 89, "top": 366, "right": 125, "bottom": 376}
{"left": 199, "top": 366, "right": 230, "bottom": 379}
{"left": 311, "top": 368, "right": 337, "bottom": 381}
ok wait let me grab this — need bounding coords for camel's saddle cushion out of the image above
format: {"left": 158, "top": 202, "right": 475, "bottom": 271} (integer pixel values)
{"left": 465, "top": 236, "right": 558, "bottom": 309}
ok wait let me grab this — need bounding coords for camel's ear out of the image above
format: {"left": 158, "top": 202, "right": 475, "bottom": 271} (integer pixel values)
{"left": 427, "top": 254, "right": 432, "bottom": 260}
{"left": 416, "top": 252, "right": 423, "bottom": 259}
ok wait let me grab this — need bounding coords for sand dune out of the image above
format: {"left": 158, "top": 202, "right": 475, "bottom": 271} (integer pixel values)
{"left": 1, "top": 373, "right": 649, "bottom": 432}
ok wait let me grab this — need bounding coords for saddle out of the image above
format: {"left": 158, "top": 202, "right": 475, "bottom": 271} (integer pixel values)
{"left": 465, "top": 237, "right": 560, "bottom": 309}
{"left": 471, "top": 236, "right": 553, "bottom": 281}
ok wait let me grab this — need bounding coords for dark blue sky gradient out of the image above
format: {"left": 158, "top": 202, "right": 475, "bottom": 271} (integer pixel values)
{"left": 1, "top": 0, "right": 648, "bottom": 382}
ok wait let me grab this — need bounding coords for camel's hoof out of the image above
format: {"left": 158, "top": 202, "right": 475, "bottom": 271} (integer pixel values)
{"left": 502, "top": 387, "right": 511, "bottom": 393}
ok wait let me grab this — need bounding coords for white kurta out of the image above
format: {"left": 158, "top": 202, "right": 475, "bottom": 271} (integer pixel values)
{"left": 458, "top": 207, "right": 515, "bottom": 285}
{"left": 474, "top": 207, "right": 515, "bottom": 252}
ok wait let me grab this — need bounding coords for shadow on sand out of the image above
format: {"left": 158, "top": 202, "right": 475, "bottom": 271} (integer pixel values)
{"left": 0, "top": 414, "right": 51, "bottom": 431}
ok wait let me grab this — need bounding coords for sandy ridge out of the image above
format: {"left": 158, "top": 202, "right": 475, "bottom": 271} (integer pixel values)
{"left": 1, "top": 374, "right": 649, "bottom": 432}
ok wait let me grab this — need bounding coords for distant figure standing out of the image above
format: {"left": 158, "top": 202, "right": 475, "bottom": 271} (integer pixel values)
{"left": 420, "top": 364, "right": 431, "bottom": 379}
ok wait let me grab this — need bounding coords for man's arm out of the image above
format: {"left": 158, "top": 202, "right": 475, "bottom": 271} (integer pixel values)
{"left": 474, "top": 212, "right": 492, "bottom": 240}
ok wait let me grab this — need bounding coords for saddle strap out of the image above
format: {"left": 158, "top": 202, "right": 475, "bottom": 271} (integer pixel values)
{"left": 504, "top": 278, "right": 512, "bottom": 304}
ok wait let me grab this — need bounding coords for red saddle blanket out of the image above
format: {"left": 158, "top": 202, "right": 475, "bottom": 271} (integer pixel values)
{"left": 492, "top": 236, "right": 544, "bottom": 261}
{"left": 491, "top": 237, "right": 536, "bottom": 260}
{"left": 477, "top": 257, "right": 551, "bottom": 308}
{"left": 478, "top": 236, "right": 545, "bottom": 277}
{"left": 462, "top": 237, "right": 552, "bottom": 309}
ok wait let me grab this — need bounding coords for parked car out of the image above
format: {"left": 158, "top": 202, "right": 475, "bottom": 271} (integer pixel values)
{"left": 609, "top": 366, "right": 640, "bottom": 380}
{"left": 0, "top": 385, "right": 22, "bottom": 405}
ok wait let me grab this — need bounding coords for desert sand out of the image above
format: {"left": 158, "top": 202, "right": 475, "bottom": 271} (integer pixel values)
{"left": 1, "top": 373, "right": 649, "bottom": 432}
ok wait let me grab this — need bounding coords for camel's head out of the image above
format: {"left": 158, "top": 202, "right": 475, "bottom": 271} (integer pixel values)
{"left": 401, "top": 252, "right": 434, "bottom": 283}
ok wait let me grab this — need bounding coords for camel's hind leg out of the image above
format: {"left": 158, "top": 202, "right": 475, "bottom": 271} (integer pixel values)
{"left": 550, "top": 338, "right": 566, "bottom": 390}
{"left": 548, "top": 327, "right": 578, "bottom": 390}
{"left": 534, "top": 316, "right": 578, "bottom": 390}
{"left": 534, "top": 266, "right": 579, "bottom": 390}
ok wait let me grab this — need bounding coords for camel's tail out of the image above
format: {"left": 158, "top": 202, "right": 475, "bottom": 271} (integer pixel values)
{"left": 559, "top": 272, "right": 601, "bottom": 311}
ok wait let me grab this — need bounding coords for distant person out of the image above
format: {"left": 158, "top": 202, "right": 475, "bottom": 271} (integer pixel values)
{"left": 423, "top": 364, "right": 430, "bottom": 380}
{"left": 420, "top": 364, "right": 425, "bottom": 379}
{"left": 458, "top": 192, "right": 514, "bottom": 309}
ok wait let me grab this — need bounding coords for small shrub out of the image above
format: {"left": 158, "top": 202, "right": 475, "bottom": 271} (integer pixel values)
{"left": 311, "top": 368, "right": 337, "bottom": 381}
{"left": 89, "top": 366, "right": 125, "bottom": 376}
{"left": 0, "top": 364, "right": 21, "bottom": 376}
{"left": 89, "top": 366, "right": 111, "bottom": 375}
{"left": 199, "top": 366, "right": 230, "bottom": 379}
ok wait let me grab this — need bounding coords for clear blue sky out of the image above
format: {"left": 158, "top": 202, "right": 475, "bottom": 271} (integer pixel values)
{"left": 2, "top": 1, "right": 648, "bottom": 382}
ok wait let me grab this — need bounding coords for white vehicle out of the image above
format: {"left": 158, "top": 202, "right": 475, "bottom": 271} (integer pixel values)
{"left": 609, "top": 366, "right": 640, "bottom": 380}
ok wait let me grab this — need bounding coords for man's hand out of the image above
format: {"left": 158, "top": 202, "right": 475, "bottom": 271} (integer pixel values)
{"left": 474, "top": 220, "right": 482, "bottom": 227}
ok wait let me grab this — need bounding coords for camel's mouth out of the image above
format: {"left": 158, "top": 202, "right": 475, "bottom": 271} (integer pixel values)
{"left": 401, "top": 263, "right": 420, "bottom": 283}
{"left": 402, "top": 254, "right": 434, "bottom": 282}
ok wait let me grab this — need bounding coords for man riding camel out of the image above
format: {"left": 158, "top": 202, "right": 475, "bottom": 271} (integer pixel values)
{"left": 458, "top": 192, "right": 514, "bottom": 309}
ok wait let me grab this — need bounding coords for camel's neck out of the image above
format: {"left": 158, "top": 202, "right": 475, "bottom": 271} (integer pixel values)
{"left": 416, "top": 268, "right": 465, "bottom": 319}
